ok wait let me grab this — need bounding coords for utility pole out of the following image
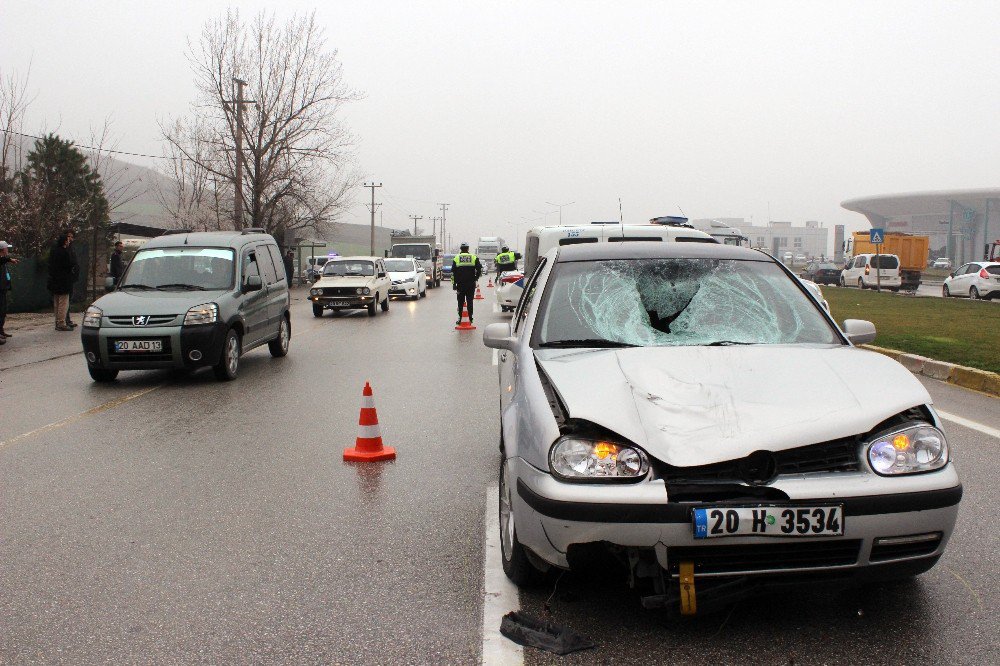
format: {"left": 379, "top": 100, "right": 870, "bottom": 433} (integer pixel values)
{"left": 438, "top": 203, "right": 450, "bottom": 250}
{"left": 363, "top": 182, "right": 382, "bottom": 255}
{"left": 430, "top": 217, "right": 442, "bottom": 243}
{"left": 409, "top": 214, "right": 423, "bottom": 235}
{"left": 225, "top": 78, "right": 256, "bottom": 229}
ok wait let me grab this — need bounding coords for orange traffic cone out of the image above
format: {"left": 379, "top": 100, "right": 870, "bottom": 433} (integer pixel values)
{"left": 455, "top": 305, "right": 476, "bottom": 331}
{"left": 487, "top": 276, "right": 494, "bottom": 288}
{"left": 343, "top": 382, "right": 396, "bottom": 462}
{"left": 474, "top": 285, "right": 485, "bottom": 300}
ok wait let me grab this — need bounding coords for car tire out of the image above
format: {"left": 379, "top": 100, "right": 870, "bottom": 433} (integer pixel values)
{"left": 88, "top": 366, "right": 119, "bottom": 382}
{"left": 367, "top": 299, "right": 377, "bottom": 316}
{"left": 213, "top": 328, "right": 241, "bottom": 381}
{"left": 312, "top": 303, "right": 324, "bottom": 317}
{"left": 381, "top": 294, "right": 389, "bottom": 312}
{"left": 839, "top": 277, "right": 845, "bottom": 287}
{"left": 420, "top": 287, "right": 426, "bottom": 298}
{"left": 858, "top": 278, "right": 865, "bottom": 289}
{"left": 943, "top": 284, "right": 951, "bottom": 297}
{"left": 970, "top": 286, "right": 981, "bottom": 300}
{"left": 268, "top": 316, "right": 290, "bottom": 358}
{"left": 499, "top": 459, "right": 547, "bottom": 587}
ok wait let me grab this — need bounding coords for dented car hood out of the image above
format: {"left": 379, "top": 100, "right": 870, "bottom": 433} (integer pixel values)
{"left": 534, "top": 345, "right": 930, "bottom": 468}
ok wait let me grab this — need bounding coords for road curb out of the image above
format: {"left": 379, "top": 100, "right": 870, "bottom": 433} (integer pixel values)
{"left": 862, "top": 344, "right": 1000, "bottom": 397}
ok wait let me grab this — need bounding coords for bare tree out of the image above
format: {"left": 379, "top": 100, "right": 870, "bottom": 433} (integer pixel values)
{"left": 0, "top": 61, "right": 36, "bottom": 176}
{"left": 157, "top": 117, "right": 226, "bottom": 230}
{"left": 161, "top": 10, "right": 360, "bottom": 241}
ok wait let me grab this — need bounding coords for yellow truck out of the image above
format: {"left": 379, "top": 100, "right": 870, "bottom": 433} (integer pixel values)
{"left": 844, "top": 231, "right": 930, "bottom": 290}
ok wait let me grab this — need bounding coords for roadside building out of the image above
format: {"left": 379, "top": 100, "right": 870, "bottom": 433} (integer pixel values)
{"left": 690, "top": 218, "right": 831, "bottom": 259}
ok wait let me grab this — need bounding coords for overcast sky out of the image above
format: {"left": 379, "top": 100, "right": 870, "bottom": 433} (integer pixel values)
{"left": 4, "top": 0, "right": 999, "bottom": 246}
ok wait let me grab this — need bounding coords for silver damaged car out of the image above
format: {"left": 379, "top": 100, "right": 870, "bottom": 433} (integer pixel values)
{"left": 483, "top": 242, "right": 961, "bottom": 613}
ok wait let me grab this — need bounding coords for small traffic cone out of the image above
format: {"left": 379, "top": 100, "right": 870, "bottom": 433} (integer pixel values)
{"left": 343, "top": 382, "right": 396, "bottom": 462}
{"left": 487, "top": 276, "right": 494, "bottom": 288}
{"left": 474, "top": 285, "right": 485, "bottom": 300}
{"left": 455, "top": 305, "right": 476, "bottom": 331}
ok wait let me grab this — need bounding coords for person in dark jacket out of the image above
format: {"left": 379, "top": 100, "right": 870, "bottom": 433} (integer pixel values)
{"left": 283, "top": 249, "right": 295, "bottom": 285}
{"left": 0, "top": 240, "right": 19, "bottom": 343}
{"left": 48, "top": 230, "right": 76, "bottom": 331}
{"left": 109, "top": 241, "right": 125, "bottom": 286}
{"left": 451, "top": 242, "right": 483, "bottom": 324}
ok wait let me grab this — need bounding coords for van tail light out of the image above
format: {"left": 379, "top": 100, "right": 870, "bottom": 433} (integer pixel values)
{"left": 501, "top": 274, "right": 524, "bottom": 284}
{"left": 865, "top": 265, "right": 870, "bottom": 275}
{"left": 979, "top": 268, "right": 990, "bottom": 278}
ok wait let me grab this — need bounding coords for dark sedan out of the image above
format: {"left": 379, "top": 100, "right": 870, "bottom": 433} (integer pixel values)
{"left": 802, "top": 261, "right": 842, "bottom": 285}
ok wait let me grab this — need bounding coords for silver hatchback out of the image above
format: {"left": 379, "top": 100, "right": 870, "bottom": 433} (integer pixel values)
{"left": 483, "top": 243, "right": 961, "bottom": 613}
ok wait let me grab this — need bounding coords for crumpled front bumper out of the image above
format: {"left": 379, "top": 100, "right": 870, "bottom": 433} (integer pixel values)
{"left": 510, "top": 457, "right": 962, "bottom": 578}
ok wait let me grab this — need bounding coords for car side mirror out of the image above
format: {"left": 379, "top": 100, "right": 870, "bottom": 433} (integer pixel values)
{"left": 378, "top": 271, "right": 386, "bottom": 278}
{"left": 842, "top": 319, "right": 876, "bottom": 345}
{"left": 483, "top": 322, "right": 515, "bottom": 350}
{"left": 244, "top": 274, "right": 263, "bottom": 292}
{"left": 948, "top": 272, "right": 955, "bottom": 278}
{"left": 104, "top": 276, "right": 115, "bottom": 292}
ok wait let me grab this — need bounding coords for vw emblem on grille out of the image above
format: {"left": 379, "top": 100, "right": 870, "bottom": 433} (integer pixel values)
{"left": 132, "top": 315, "right": 150, "bottom": 326}
{"left": 738, "top": 450, "right": 777, "bottom": 486}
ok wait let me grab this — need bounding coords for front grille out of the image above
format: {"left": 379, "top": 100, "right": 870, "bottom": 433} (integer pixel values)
{"left": 106, "top": 338, "right": 173, "bottom": 363}
{"left": 322, "top": 287, "right": 360, "bottom": 296}
{"left": 108, "top": 315, "right": 177, "bottom": 326}
{"left": 661, "top": 437, "right": 860, "bottom": 484}
{"left": 668, "top": 540, "right": 861, "bottom": 577}
{"left": 870, "top": 533, "right": 942, "bottom": 562}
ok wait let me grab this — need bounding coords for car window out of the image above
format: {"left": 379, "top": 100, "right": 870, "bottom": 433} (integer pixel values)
{"left": 558, "top": 237, "right": 598, "bottom": 246}
{"left": 986, "top": 265, "right": 1000, "bottom": 276}
{"left": 607, "top": 237, "right": 663, "bottom": 242}
{"left": 324, "top": 260, "right": 374, "bottom": 276}
{"left": 384, "top": 259, "right": 416, "bottom": 272}
{"left": 870, "top": 255, "right": 898, "bottom": 269}
{"left": 514, "top": 257, "right": 548, "bottom": 334}
{"left": 266, "top": 245, "right": 286, "bottom": 283}
{"left": 123, "top": 247, "right": 235, "bottom": 290}
{"left": 535, "top": 258, "right": 839, "bottom": 347}
{"left": 243, "top": 250, "right": 260, "bottom": 282}
{"left": 257, "top": 245, "right": 280, "bottom": 285}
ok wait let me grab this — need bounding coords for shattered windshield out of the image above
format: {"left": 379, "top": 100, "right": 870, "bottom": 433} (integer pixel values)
{"left": 536, "top": 258, "right": 838, "bottom": 347}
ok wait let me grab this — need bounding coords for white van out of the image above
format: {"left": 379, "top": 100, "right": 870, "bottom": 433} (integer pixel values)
{"left": 840, "top": 253, "right": 902, "bottom": 291}
{"left": 522, "top": 223, "right": 715, "bottom": 277}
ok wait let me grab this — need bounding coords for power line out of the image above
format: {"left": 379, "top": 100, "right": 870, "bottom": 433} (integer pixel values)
{"left": 1, "top": 128, "right": 175, "bottom": 162}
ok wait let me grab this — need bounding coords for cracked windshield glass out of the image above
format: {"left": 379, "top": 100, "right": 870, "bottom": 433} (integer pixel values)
{"left": 537, "top": 258, "right": 839, "bottom": 347}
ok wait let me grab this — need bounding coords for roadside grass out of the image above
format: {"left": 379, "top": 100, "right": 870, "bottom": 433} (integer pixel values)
{"left": 823, "top": 286, "right": 1000, "bottom": 374}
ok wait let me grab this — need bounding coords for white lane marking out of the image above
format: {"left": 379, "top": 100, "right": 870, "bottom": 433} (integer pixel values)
{"left": 492, "top": 349, "right": 499, "bottom": 366}
{"left": 937, "top": 411, "right": 1000, "bottom": 439}
{"left": 483, "top": 486, "right": 523, "bottom": 665}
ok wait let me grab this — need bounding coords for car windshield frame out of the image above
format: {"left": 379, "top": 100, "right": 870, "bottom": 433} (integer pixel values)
{"left": 323, "top": 260, "right": 375, "bottom": 277}
{"left": 530, "top": 257, "right": 843, "bottom": 349}
{"left": 120, "top": 246, "right": 235, "bottom": 291}
{"left": 384, "top": 259, "right": 417, "bottom": 273}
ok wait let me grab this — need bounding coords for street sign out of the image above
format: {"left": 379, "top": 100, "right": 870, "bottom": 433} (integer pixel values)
{"left": 870, "top": 228, "right": 884, "bottom": 244}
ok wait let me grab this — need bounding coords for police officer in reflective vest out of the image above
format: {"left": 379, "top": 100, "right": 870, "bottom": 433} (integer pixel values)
{"left": 493, "top": 246, "right": 521, "bottom": 280}
{"left": 452, "top": 242, "right": 483, "bottom": 324}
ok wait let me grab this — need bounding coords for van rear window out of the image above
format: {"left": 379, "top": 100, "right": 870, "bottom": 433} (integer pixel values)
{"left": 607, "top": 237, "right": 663, "bottom": 242}
{"left": 870, "top": 255, "right": 899, "bottom": 269}
{"left": 558, "top": 238, "right": 599, "bottom": 246}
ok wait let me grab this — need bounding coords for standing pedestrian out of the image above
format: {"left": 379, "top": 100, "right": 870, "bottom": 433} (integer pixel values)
{"left": 109, "top": 240, "right": 125, "bottom": 286}
{"left": 451, "top": 242, "right": 482, "bottom": 324}
{"left": 0, "top": 240, "right": 19, "bottom": 344}
{"left": 283, "top": 249, "right": 295, "bottom": 285}
{"left": 48, "top": 230, "right": 76, "bottom": 331}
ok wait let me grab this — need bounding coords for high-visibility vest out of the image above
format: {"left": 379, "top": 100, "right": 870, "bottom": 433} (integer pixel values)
{"left": 454, "top": 253, "right": 478, "bottom": 266}
{"left": 495, "top": 251, "right": 515, "bottom": 264}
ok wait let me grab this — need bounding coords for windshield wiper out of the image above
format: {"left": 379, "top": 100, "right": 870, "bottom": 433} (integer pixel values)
{"left": 155, "top": 283, "right": 207, "bottom": 290}
{"left": 704, "top": 340, "right": 754, "bottom": 346}
{"left": 119, "top": 283, "right": 154, "bottom": 290}
{"left": 540, "top": 339, "right": 638, "bottom": 348}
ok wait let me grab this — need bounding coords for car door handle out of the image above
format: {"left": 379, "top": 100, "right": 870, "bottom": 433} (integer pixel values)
{"left": 499, "top": 352, "right": 508, "bottom": 362}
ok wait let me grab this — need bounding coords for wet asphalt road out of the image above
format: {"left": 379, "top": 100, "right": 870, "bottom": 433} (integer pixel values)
{"left": 1, "top": 286, "right": 998, "bottom": 664}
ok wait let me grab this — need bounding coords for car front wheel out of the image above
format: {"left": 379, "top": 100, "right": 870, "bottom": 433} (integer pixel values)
{"left": 312, "top": 303, "right": 324, "bottom": 317}
{"left": 499, "top": 459, "right": 547, "bottom": 587}
{"left": 213, "top": 328, "right": 241, "bottom": 381}
{"left": 88, "top": 366, "right": 119, "bottom": 382}
{"left": 367, "top": 299, "right": 377, "bottom": 316}
{"left": 381, "top": 294, "right": 389, "bottom": 312}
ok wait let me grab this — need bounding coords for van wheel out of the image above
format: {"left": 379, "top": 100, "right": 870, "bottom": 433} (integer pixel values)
{"left": 268, "top": 316, "right": 290, "bottom": 357}
{"left": 88, "top": 366, "right": 119, "bottom": 382}
{"left": 312, "top": 303, "right": 324, "bottom": 317}
{"left": 213, "top": 329, "right": 241, "bottom": 381}
{"left": 971, "top": 286, "right": 981, "bottom": 300}
{"left": 381, "top": 294, "right": 389, "bottom": 312}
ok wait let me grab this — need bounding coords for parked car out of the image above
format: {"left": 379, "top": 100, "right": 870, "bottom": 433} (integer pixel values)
{"left": 495, "top": 270, "right": 525, "bottom": 312}
{"left": 800, "top": 278, "right": 830, "bottom": 311}
{"left": 794, "top": 254, "right": 807, "bottom": 264}
{"left": 932, "top": 257, "right": 952, "bottom": 270}
{"left": 482, "top": 242, "right": 960, "bottom": 612}
{"left": 781, "top": 251, "right": 794, "bottom": 264}
{"left": 82, "top": 230, "right": 291, "bottom": 382}
{"left": 801, "top": 261, "right": 841, "bottom": 285}
{"left": 309, "top": 256, "right": 391, "bottom": 317}
{"left": 384, "top": 257, "right": 427, "bottom": 300}
{"left": 942, "top": 261, "right": 1000, "bottom": 300}
{"left": 840, "top": 253, "right": 902, "bottom": 291}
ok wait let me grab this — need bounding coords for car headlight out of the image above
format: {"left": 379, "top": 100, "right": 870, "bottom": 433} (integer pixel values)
{"left": 362, "top": 287, "right": 371, "bottom": 295}
{"left": 867, "top": 424, "right": 948, "bottom": 475}
{"left": 183, "top": 302, "right": 219, "bottom": 326}
{"left": 83, "top": 305, "right": 103, "bottom": 328}
{"left": 310, "top": 288, "right": 321, "bottom": 296}
{"left": 549, "top": 436, "right": 649, "bottom": 481}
